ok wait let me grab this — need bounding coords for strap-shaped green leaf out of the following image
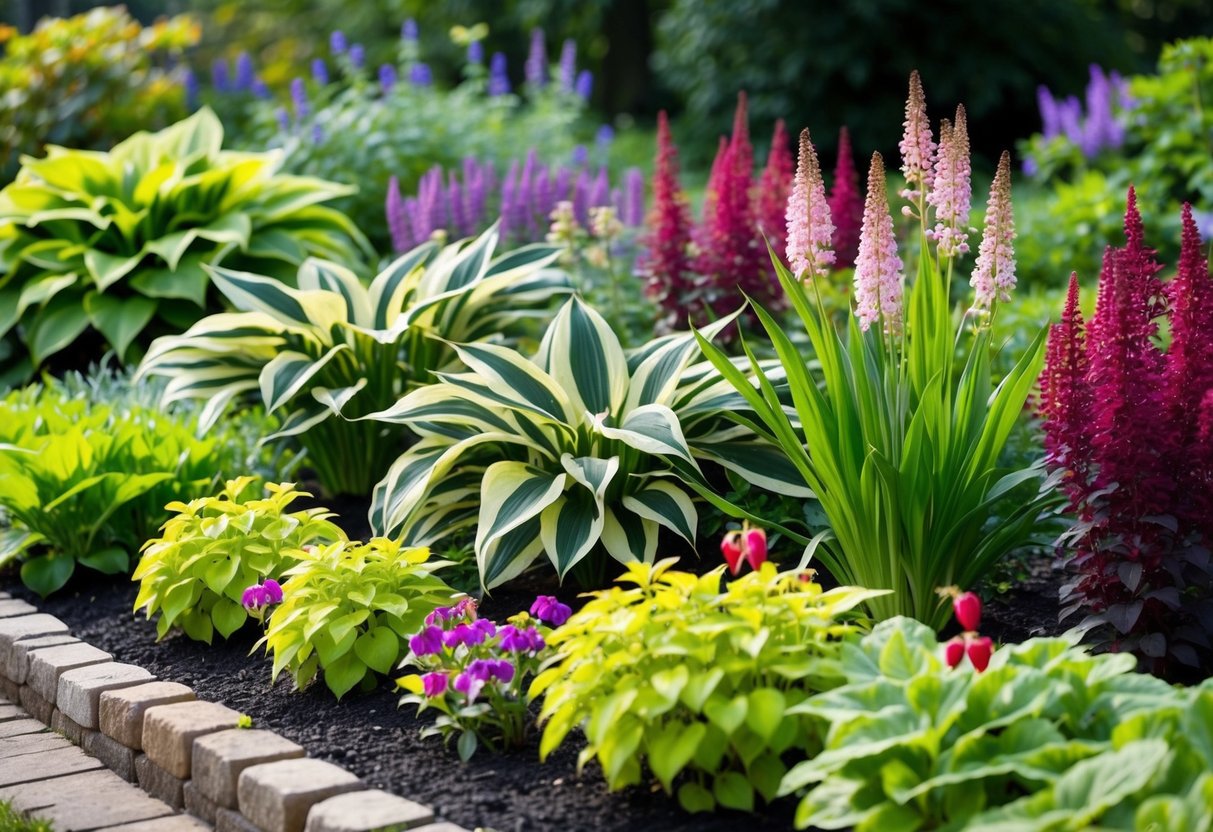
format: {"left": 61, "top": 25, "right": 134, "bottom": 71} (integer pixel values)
{"left": 207, "top": 263, "right": 346, "bottom": 331}
{"left": 297, "top": 258, "right": 373, "bottom": 329}
{"left": 445, "top": 340, "right": 572, "bottom": 423}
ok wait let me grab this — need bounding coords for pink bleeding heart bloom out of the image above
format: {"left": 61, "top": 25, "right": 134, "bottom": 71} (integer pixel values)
{"left": 966, "top": 635, "right": 994, "bottom": 672}
{"left": 953, "top": 591, "right": 982, "bottom": 632}
{"left": 721, "top": 525, "right": 768, "bottom": 575}
{"left": 744, "top": 528, "right": 768, "bottom": 571}
{"left": 721, "top": 532, "right": 745, "bottom": 574}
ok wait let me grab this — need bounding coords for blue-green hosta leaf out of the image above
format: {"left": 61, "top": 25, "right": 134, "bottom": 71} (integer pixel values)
{"left": 537, "top": 297, "right": 628, "bottom": 417}
{"left": 1048, "top": 739, "right": 1168, "bottom": 817}
{"left": 600, "top": 506, "right": 659, "bottom": 564}
{"left": 595, "top": 404, "right": 700, "bottom": 471}
{"left": 258, "top": 345, "right": 350, "bottom": 414}
{"left": 297, "top": 258, "right": 373, "bottom": 329}
{"left": 27, "top": 294, "right": 90, "bottom": 365}
{"left": 541, "top": 488, "right": 606, "bottom": 579}
{"left": 0, "top": 286, "right": 21, "bottom": 339}
{"left": 621, "top": 480, "right": 698, "bottom": 545}
{"left": 476, "top": 461, "right": 567, "bottom": 558}
{"left": 83, "top": 291, "right": 156, "bottom": 361}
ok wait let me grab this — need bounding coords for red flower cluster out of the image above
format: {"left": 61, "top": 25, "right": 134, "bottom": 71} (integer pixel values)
{"left": 640, "top": 110, "right": 694, "bottom": 325}
{"left": 1040, "top": 189, "right": 1213, "bottom": 673}
{"left": 828, "top": 127, "right": 863, "bottom": 268}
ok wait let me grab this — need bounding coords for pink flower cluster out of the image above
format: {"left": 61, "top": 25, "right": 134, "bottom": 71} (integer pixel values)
{"left": 898, "top": 70, "right": 936, "bottom": 201}
{"left": 853, "top": 153, "right": 904, "bottom": 333}
{"left": 970, "top": 152, "right": 1015, "bottom": 310}
{"left": 785, "top": 129, "right": 835, "bottom": 281}
{"left": 926, "top": 105, "right": 972, "bottom": 258}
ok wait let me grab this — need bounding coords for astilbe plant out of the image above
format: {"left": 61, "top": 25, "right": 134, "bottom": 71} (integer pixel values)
{"left": 641, "top": 111, "right": 695, "bottom": 331}
{"left": 827, "top": 127, "right": 863, "bottom": 268}
{"left": 1040, "top": 193, "right": 1213, "bottom": 673}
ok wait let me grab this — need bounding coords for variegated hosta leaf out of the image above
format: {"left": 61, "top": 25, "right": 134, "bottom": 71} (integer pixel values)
{"left": 537, "top": 296, "right": 628, "bottom": 419}
{"left": 594, "top": 404, "right": 701, "bottom": 473}
{"left": 600, "top": 507, "right": 660, "bottom": 565}
{"left": 621, "top": 480, "right": 699, "bottom": 546}
{"left": 206, "top": 265, "right": 347, "bottom": 335}
{"left": 695, "top": 439, "right": 815, "bottom": 498}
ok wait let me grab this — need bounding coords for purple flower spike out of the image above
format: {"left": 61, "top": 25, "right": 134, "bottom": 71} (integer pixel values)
{"left": 380, "top": 63, "right": 398, "bottom": 93}
{"left": 409, "top": 62, "right": 432, "bottom": 87}
{"left": 251, "top": 78, "right": 269, "bottom": 99}
{"left": 330, "top": 30, "right": 347, "bottom": 55}
{"left": 530, "top": 595, "right": 572, "bottom": 626}
{"left": 409, "top": 625, "right": 445, "bottom": 656}
{"left": 234, "top": 52, "right": 254, "bottom": 91}
{"left": 402, "top": 18, "right": 418, "bottom": 42}
{"left": 467, "top": 40, "right": 484, "bottom": 64}
{"left": 623, "top": 167, "right": 645, "bottom": 227}
{"left": 312, "top": 58, "right": 329, "bottom": 86}
{"left": 290, "top": 77, "right": 309, "bottom": 119}
{"left": 311, "top": 123, "right": 325, "bottom": 144}
{"left": 421, "top": 671, "right": 448, "bottom": 697}
{"left": 575, "top": 69, "right": 593, "bottom": 101}
{"left": 571, "top": 145, "right": 588, "bottom": 167}
{"left": 211, "top": 59, "right": 230, "bottom": 92}
{"left": 558, "top": 39, "right": 577, "bottom": 93}
{"left": 349, "top": 43, "right": 365, "bottom": 70}
{"left": 182, "top": 68, "right": 199, "bottom": 110}
{"left": 488, "top": 52, "right": 511, "bottom": 96}
{"left": 275, "top": 107, "right": 290, "bottom": 133}
{"left": 525, "top": 28, "right": 547, "bottom": 88}
{"left": 386, "top": 176, "right": 411, "bottom": 253}
{"left": 596, "top": 124, "right": 615, "bottom": 149}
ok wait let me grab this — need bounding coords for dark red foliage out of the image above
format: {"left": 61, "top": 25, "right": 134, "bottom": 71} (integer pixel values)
{"left": 1041, "top": 190, "right": 1213, "bottom": 676}
{"left": 828, "top": 126, "right": 863, "bottom": 268}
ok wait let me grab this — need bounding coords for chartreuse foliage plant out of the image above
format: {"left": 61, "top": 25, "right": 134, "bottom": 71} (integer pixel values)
{"left": 0, "top": 371, "right": 273, "bottom": 597}
{"left": 140, "top": 226, "right": 569, "bottom": 496}
{"left": 699, "top": 76, "right": 1051, "bottom": 626}
{"left": 260, "top": 538, "right": 457, "bottom": 698}
{"left": 530, "top": 559, "right": 887, "bottom": 812}
{"left": 367, "top": 295, "right": 808, "bottom": 588}
{"left": 0, "top": 107, "right": 369, "bottom": 383}
{"left": 133, "top": 478, "right": 344, "bottom": 643}
{"left": 781, "top": 616, "right": 1213, "bottom": 831}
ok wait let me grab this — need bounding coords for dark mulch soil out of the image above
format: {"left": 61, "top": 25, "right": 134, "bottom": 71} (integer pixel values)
{"left": 980, "top": 555, "right": 1067, "bottom": 644}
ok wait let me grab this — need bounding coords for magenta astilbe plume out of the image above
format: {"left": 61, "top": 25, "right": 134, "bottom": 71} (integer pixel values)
{"left": 927, "top": 105, "right": 972, "bottom": 257}
{"left": 828, "top": 126, "right": 863, "bottom": 268}
{"left": 853, "top": 153, "right": 903, "bottom": 333}
{"left": 641, "top": 111, "right": 694, "bottom": 318}
{"left": 784, "top": 128, "right": 834, "bottom": 281}
{"left": 970, "top": 152, "right": 1015, "bottom": 310}
{"left": 757, "top": 119, "right": 794, "bottom": 261}
{"left": 899, "top": 70, "right": 936, "bottom": 201}
{"left": 1040, "top": 273, "right": 1092, "bottom": 500}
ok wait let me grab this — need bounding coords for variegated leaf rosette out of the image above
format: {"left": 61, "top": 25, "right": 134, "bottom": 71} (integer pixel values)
{"left": 138, "top": 225, "right": 570, "bottom": 495}
{"left": 365, "top": 295, "right": 810, "bottom": 589}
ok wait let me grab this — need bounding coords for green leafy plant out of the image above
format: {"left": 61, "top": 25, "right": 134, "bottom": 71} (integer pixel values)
{"left": 367, "top": 295, "right": 808, "bottom": 588}
{"left": 0, "top": 371, "right": 279, "bottom": 596}
{"left": 530, "top": 558, "right": 886, "bottom": 812}
{"left": 133, "top": 477, "right": 344, "bottom": 643}
{"left": 140, "top": 226, "right": 569, "bottom": 496}
{"left": 699, "top": 82, "right": 1052, "bottom": 626}
{"left": 0, "top": 107, "right": 369, "bottom": 383}
{"left": 780, "top": 616, "right": 1207, "bottom": 830}
{"left": 0, "top": 7, "right": 198, "bottom": 182}
{"left": 259, "top": 537, "right": 456, "bottom": 698}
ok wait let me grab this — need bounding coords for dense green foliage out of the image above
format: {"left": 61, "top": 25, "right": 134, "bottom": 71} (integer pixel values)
{"left": 0, "top": 108, "right": 368, "bottom": 384}
{"left": 0, "top": 799, "right": 53, "bottom": 832}
{"left": 133, "top": 478, "right": 344, "bottom": 642}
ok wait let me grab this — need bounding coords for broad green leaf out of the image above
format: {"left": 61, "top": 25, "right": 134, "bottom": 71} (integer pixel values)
{"left": 649, "top": 722, "right": 706, "bottom": 790}
{"left": 354, "top": 626, "right": 400, "bottom": 675}
{"left": 21, "top": 553, "right": 75, "bottom": 596}
{"left": 323, "top": 650, "right": 368, "bottom": 699}
{"left": 83, "top": 291, "right": 156, "bottom": 360}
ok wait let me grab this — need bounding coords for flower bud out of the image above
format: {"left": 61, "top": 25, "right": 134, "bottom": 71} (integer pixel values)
{"left": 743, "top": 528, "right": 768, "bottom": 570}
{"left": 966, "top": 635, "right": 994, "bottom": 672}
{"left": 944, "top": 637, "right": 965, "bottom": 669}
{"left": 953, "top": 591, "right": 982, "bottom": 631}
{"left": 721, "top": 533, "right": 744, "bottom": 574}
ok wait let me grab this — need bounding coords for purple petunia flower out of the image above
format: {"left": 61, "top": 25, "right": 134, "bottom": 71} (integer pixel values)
{"left": 409, "top": 625, "right": 444, "bottom": 656}
{"left": 444, "top": 618, "right": 496, "bottom": 648}
{"left": 262, "top": 579, "right": 283, "bottom": 604}
{"left": 241, "top": 580, "right": 283, "bottom": 614}
{"left": 312, "top": 58, "right": 329, "bottom": 86}
{"left": 529, "top": 596, "right": 572, "bottom": 626}
{"left": 498, "top": 625, "right": 546, "bottom": 653}
{"left": 409, "top": 62, "right": 432, "bottom": 87}
{"left": 421, "top": 672, "right": 448, "bottom": 697}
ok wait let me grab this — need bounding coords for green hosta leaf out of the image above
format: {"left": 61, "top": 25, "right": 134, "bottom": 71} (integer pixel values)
{"left": 83, "top": 249, "right": 143, "bottom": 291}
{"left": 745, "top": 688, "right": 787, "bottom": 742}
{"left": 649, "top": 722, "right": 706, "bottom": 790}
{"left": 1051, "top": 740, "right": 1168, "bottom": 817}
{"left": 621, "top": 480, "right": 698, "bottom": 545}
{"left": 541, "top": 488, "right": 606, "bottom": 580}
{"left": 595, "top": 404, "right": 700, "bottom": 471}
{"left": 203, "top": 556, "right": 239, "bottom": 594}
{"left": 17, "top": 273, "right": 79, "bottom": 317}
{"left": 258, "top": 345, "right": 350, "bottom": 414}
{"left": 181, "top": 609, "right": 215, "bottom": 644}
{"left": 354, "top": 626, "right": 399, "bottom": 675}
{"left": 21, "top": 554, "right": 76, "bottom": 598}
{"left": 600, "top": 507, "right": 659, "bottom": 565}
{"left": 323, "top": 650, "right": 368, "bottom": 699}
{"left": 83, "top": 291, "right": 156, "bottom": 360}
{"left": 476, "top": 461, "right": 566, "bottom": 583}
{"left": 207, "top": 264, "right": 346, "bottom": 331}
{"left": 297, "top": 258, "right": 373, "bottom": 329}
{"left": 212, "top": 597, "right": 247, "bottom": 639}
{"left": 77, "top": 547, "right": 128, "bottom": 575}
{"left": 128, "top": 254, "right": 210, "bottom": 306}
{"left": 27, "top": 295, "right": 91, "bottom": 365}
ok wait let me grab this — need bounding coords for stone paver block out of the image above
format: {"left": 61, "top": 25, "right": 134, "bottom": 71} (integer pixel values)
{"left": 85, "top": 729, "right": 140, "bottom": 782}
{"left": 183, "top": 780, "right": 219, "bottom": 824}
{"left": 135, "top": 754, "right": 185, "bottom": 810}
{"left": 0, "top": 703, "right": 23, "bottom": 721}
{"left": 143, "top": 700, "right": 241, "bottom": 779}
{"left": 0, "top": 614, "right": 70, "bottom": 666}
{"left": 0, "top": 716, "right": 46, "bottom": 739}
{"left": 100, "top": 682, "right": 195, "bottom": 750}
{"left": 216, "top": 808, "right": 261, "bottom": 832}
{"left": 0, "top": 730, "right": 72, "bottom": 758}
{"left": 305, "top": 790, "right": 434, "bottom": 832}
{"left": 19, "top": 684, "right": 53, "bottom": 724}
{"left": 0, "top": 768, "right": 175, "bottom": 829}
{"left": 51, "top": 709, "right": 88, "bottom": 745}
{"left": 410, "top": 826, "right": 470, "bottom": 832}
{"left": 194, "top": 729, "right": 305, "bottom": 808}
{"left": 3, "top": 634, "right": 80, "bottom": 684}
{"left": 95, "top": 815, "right": 211, "bottom": 832}
{"left": 0, "top": 676, "right": 20, "bottom": 702}
{"left": 0, "top": 599, "right": 37, "bottom": 619}
{"left": 238, "top": 759, "right": 364, "bottom": 832}
{"left": 29, "top": 642, "right": 112, "bottom": 701}
{"left": 58, "top": 662, "right": 155, "bottom": 729}
{"left": 0, "top": 742, "right": 103, "bottom": 786}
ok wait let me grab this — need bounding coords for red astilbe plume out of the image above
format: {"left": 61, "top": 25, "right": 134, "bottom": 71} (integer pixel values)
{"left": 828, "top": 126, "right": 863, "bottom": 267}
{"left": 1040, "top": 272, "right": 1092, "bottom": 505}
{"left": 756, "top": 119, "right": 794, "bottom": 259}
{"left": 641, "top": 111, "right": 695, "bottom": 329}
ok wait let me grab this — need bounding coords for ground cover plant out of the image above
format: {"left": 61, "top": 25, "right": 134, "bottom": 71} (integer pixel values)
{"left": 699, "top": 73, "right": 1052, "bottom": 626}
{"left": 366, "top": 295, "right": 807, "bottom": 588}
{"left": 0, "top": 107, "right": 368, "bottom": 383}
{"left": 138, "top": 226, "right": 569, "bottom": 496}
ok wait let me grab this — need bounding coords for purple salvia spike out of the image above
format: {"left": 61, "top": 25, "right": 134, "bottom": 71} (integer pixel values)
{"left": 518, "top": 150, "right": 538, "bottom": 236}
{"left": 525, "top": 29, "right": 547, "bottom": 88}
{"left": 448, "top": 172, "right": 467, "bottom": 237}
{"left": 624, "top": 167, "right": 645, "bottom": 227}
{"left": 500, "top": 161, "right": 519, "bottom": 240}
{"left": 558, "top": 39, "right": 577, "bottom": 93}
{"left": 589, "top": 167, "right": 610, "bottom": 211}
{"left": 573, "top": 170, "right": 591, "bottom": 228}
{"left": 211, "top": 59, "right": 230, "bottom": 92}
{"left": 386, "top": 176, "right": 410, "bottom": 253}
{"left": 234, "top": 52, "right": 254, "bottom": 91}
{"left": 1037, "top": 86, "right": 1060, "bottom": 140}
{"left": 555, "top": 166, "right": 573, "bottom": 203}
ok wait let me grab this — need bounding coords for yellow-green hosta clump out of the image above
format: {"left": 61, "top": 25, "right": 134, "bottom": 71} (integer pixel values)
{"left": 530, "top": 558, "right": 887, "bottom": 813}
{"left": 366, "top": 295, "right": 809, "bottom": 589}
{"left": 139, "top": 226, "right": 570, "bottom": 497}
{"left": 259, "top": 538, "right": 457, "bottom": 698}
{"left": 0, "top": 107, "right": 369, "bottom": 383}
{"left": 133, "top": 478, "right": 344, "bottom": 643}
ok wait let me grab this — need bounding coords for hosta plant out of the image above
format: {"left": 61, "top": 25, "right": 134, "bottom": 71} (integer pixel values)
{"left": 367, "top": 295, "right": 809, "bottom": 588}
{"left": 133, "top": 478, "right": 344, "bottom": 643}
{"left": 140, "top": 226, "right": 569, "bottom": 496}
{"left": 0, "top": 372, "right": 273, "bottom": 596}
{"left": 699, "top": 73, "right": 1053, "bottom": 626}
{"left": 781, "top": 616, "right": 1195, "bottom": 831}
{"left": 259, "top": 538, "right": 456, "bottom": 698}
{"left": 0, "top": 107, "right": 368, "bottom": 382}
{"left": 531, "top": 558, "right": 885, "bottom": 812}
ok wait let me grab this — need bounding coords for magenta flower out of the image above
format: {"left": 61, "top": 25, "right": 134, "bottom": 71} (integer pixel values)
{"left": 828, "top": 126, "right": 863, "bottom": 268}
{"left": 529, "top": 596, "right": 571, "bottom": 626}
{"left": 899, "top": 70, "right": 936, "bottom": 200}
{"left": 453, "top": 659, "right": 515, "bottom": 702}
{"left": 785, "top": 127, "right": 835, "bottom": 280}
{"left": 970, "top": 152, "right": 1016, "bottom": 310}
{"left": 421, "top": 671, "right": 448, "bottom": 697}
{"left": 425, "top": 597, "right": 477, "bottom": 627}
{"left": 853, "top": 153, "right": 904, "bottom": 333}
{"left": 927, "top": 104, "right": 972, "bottom": 257}
{"left": 262, "top": 579, "right": 283, "bottom": 604}
{"left": 498, "top": 625, "right": 546, "bottom": 653}
{"left": 409, "top": 625, "right": 445, "bottom": 657}
{"left": 443, "top": 619, "right": 496, "bottom": 648}
{"left": 241, "top": 580, "right": 283, "bottom": 616}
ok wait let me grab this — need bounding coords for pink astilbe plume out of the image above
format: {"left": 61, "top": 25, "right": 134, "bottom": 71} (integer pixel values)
{"left": 1040, "top": 272, "right": 1091, "bottom": 502}
{"left": 828, "top": 126, "right": 863, "bottom": 268}
{"left": 927, "top": 104, "right": 972, "bottom": 257}
{"left": 970, "top": 152, "right": 1015, "bottom": 310}
{"left": 757, "top": 119, "right": 794, "bottom": 259}
{"left": 853, "top": 152, "right": 903, "bottom": 332}
{"left": 899, "top": 70, "right": 936, "bottom": 201}
{"left": 642, "top": 111, "right": 695, "bottom": 325}
{"left": 784, "top": 128, "right": 834, "bottom": 280}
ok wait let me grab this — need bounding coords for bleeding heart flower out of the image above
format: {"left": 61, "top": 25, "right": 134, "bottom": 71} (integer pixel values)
{"left": 721, "top": 532, "right": 744, "bottom": 574}
{"left": 744, "top": 528, "right": 768, "bottom": 570}
{"left": 944, "top": 637, "right": 965, "bottom": 668}
{"left": 953, "top": 591, "right": 982, "bottom": 631}
{"left": 966, "top": 635, "right": 994, "bottom": 672}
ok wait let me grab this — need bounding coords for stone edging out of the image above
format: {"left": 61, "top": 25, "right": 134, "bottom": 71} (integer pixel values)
{"left": 0, "top": 595, "right": 468, "bottom": 832}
